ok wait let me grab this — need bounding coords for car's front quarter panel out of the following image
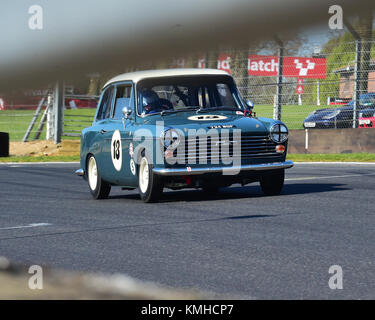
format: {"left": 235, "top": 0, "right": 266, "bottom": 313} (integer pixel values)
{"left": 80, "top": 125, "right": 102, "bottom": 178}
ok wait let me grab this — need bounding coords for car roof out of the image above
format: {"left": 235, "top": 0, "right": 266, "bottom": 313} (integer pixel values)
{"left": 103, "top": 68, "right": 230, "bottom": 88}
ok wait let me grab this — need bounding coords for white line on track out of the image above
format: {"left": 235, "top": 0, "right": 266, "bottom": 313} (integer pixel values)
{"left": 286, "top": 173, "right": 375, "bottom": 181}
{"left": 0, "top": 223, "right": 52, "bottom": 231}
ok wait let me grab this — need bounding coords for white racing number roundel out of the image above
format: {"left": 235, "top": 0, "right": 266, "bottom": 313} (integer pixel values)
{"left": 130, "top": 158, "right": 136, "bottom": 175}
{"left": 111, "top": 130, "right": 122, "bottom": 171}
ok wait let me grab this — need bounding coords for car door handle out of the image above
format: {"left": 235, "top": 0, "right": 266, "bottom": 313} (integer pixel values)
{"left": 100, "top": 129, "right": 107, "bottom": 134}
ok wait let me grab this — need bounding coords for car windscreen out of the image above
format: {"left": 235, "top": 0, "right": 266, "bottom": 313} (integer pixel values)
{"left": 347, "top": 94, "right": 375, "bottom": 107}
{"left": 136, "top": 75, "right": 244, "bottom": 115}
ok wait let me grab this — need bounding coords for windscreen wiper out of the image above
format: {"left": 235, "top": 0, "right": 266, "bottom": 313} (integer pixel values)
{"left": 160, "top": 107, "right": 198, "bottom": 116}
{"left": 196, "top": 107, "right": 239, "bottom": 112}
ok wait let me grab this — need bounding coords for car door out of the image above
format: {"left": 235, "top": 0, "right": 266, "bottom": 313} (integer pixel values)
{"left": 92, "top": 85, "right": 115, "bottom": 180}
{"left": 98, "top": 82, "right": 137, "bottom": 186}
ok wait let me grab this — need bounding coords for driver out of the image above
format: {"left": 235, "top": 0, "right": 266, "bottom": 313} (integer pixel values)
{"left": 140, "top": 89, "right": 161, "bottom": 114}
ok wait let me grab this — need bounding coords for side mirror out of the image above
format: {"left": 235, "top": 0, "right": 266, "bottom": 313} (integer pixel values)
{"left": 122, "top": 106, "right": 132, "bottom": 119}
{"left": 246, "top": 100, "right": 254, "bottom": 111}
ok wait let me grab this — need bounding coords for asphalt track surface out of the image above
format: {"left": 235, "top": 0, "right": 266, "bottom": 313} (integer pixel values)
{"left": 0, "top": 162, "right": 375, "bottom": 299}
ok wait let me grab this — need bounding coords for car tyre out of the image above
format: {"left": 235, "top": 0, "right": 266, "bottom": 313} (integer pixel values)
{"left": 138, "top": 153, "right": 163, "bottom": 203}
{"left": 87, "top": 154, "right": 111, "bottom": 199}
{"left": 260, "top": 169, "right": 285, "bottom": 196}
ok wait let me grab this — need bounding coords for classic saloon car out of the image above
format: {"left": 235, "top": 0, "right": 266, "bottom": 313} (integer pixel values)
{"left": 76, "top": 69, "right": 293, "bottom": 202}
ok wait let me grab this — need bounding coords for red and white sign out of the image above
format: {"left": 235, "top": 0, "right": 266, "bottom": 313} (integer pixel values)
{"left": 296, "top": 78, "right": 304, "bottom": 94}
{"left": 248, "top": 55, "right": 279, "bottom": 76}
{"left": 171, "top": 58, "right": 185, "bottom": 68}
{"left": 192, "top": 53, "right": 326, "bottom": 79}
{"left": 198, "top": 55, "right": 206, "bottom": 69}
{"left": 283, "top": 57, "right": 326, "bottom": 79}
{"left": 247, "top": 55, "right": 326, "bottom": 79}
{"left": 217, "top": 54, "right": 231, "bottom": 74}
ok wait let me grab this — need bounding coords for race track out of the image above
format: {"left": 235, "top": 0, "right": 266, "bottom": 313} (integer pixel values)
{"left": 0, "top": 162, "right": 375, "bottom": 299}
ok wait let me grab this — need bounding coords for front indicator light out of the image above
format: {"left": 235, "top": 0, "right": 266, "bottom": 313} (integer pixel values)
{"left": 276, "top": 145, "right": 285, "bottom": 153}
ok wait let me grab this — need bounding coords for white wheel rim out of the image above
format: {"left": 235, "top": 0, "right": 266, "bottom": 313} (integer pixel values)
{"left": 88, "top": 156, "right": 98, "bottom": 191}
{"left": 139, "top": 157, "right": 149, "bottom": 193}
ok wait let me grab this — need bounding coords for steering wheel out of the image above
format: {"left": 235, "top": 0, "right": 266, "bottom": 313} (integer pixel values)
{"left": 159, "top": 99, "right": 174, "bottom": 111}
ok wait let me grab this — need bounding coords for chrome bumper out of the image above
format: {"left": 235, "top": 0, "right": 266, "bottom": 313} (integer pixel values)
{"left": 153, "top": 160, "right": 294, "bottom": 176}
{"left": 75, "top": 168, "right": 84, "bottom": 176}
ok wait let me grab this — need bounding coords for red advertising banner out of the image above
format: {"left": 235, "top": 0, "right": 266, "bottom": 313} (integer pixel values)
{"left": 171, "top": 58, "right": 185, "bottom": 68}
{"left": 248, "top": 55, "right": 279, "bottom": 76}
{"left": 178, "top": 53, "right": 326, "bottom": 79}
{"left": 198, "top": 55, "right": 206, "bottom": 69}
{"left": 217, "top": 54, "right": 231, "bottom": 74}
{"left": 247, "top": 55, "right": 326, "bottom": 79}
{"left": 283, "top": 57, "right": 326, "bottom": 79}
{"left": 296, "top": 78, "right": 304, "bottom": 94}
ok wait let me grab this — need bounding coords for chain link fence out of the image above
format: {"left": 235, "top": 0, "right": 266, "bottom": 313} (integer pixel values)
{"left": 189, "top": 39, "right": 375, "bottom": 130}
{"left": 1, "top": 37, "right": 374, "bottom": 141}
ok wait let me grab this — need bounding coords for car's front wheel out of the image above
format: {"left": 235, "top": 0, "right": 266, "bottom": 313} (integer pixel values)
{"left": 260, "top": 169, "right": 285, "bottom": 196}
{"left": 138, "top": 154, "right": 163, "bottom": 203}
{"left": 87, "top": 154, "right": 111, "bottom": 199}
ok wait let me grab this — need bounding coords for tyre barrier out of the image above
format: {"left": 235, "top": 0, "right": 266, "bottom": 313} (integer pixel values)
{"left": 0, "top": 132, "right": 9, "bottom": 157}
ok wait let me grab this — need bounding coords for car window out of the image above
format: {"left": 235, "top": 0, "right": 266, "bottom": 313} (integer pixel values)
{"left": 97, "top": 86, "right": 114, "bottom": 120}
{"left": 197, "top": 86, "right": 212, "bottom": 108}
{"left": 150, "top": 85, "right": 189, "bottom": 109}
{"left": 113, "top": 85, "right": 133, "bottom": 119}
{"left": 216, "top": 83, "right": 237, "bottom": 107}
{"left": 137, "top": 76, "right": 242, "bottom": 115}
{"left": 360, "top": 95, "right": 375, "bottom": 106}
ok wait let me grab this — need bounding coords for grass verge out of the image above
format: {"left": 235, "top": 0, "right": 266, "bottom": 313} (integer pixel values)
{"left": 1, "top": 153, "right": 375, "bottom": 163}
{"left": 287, "top": 153, "right": 375, "bottom": 162}
{"left": 0, "top": 155, "right": 80, "bottom": 163}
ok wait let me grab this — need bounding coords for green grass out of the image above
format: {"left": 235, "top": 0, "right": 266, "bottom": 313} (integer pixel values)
{"left": 288, "top": 153, "right": 375, "bottom": 162}
{"left": 63, "top": 109, "right": 96, "bottom": 140}
{"left": 0, "top": 108, "right": 95, "bottom": 141}
{"left": 2, "top": 105, "right": 332, "bottom": 141}
{"left": 1, "top": 153, "right": 374, "bottom": 163}
{"left": 0, "top": 155, "right": 80, "bottom": 162}
{"left": 254, "top": 104, "right": 328, "bottom": 130}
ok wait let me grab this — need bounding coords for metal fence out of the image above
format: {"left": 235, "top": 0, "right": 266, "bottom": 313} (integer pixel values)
{"left": 199, "top": 39, "right": 375, "bottom": 130}
{"left": 1, "top": 38, "right": 374, "bottom": 142}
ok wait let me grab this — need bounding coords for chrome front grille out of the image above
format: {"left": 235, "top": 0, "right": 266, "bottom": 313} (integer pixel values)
{"left": 172, "top": 133, "right": 280, "bottom": 164}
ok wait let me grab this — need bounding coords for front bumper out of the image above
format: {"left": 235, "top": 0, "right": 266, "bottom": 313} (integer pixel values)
{"left": 75, "top": 168, "right": 84, "bottom": 176}
{"left": 152, "top": 160, "right": 294, "bottom": 176}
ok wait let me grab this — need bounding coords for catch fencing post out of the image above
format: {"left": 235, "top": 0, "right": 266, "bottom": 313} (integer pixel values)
{"left": 274, "top": 37, "right": 283, "bottom": 121}
{"left": 46, "top": 94, "right": 53, "bottom": 140}
{"left": 345, "top": 20, "right": 361, "bottom": 129}
{"left": 53, "top": 81, "right": 64, "bottom": 144}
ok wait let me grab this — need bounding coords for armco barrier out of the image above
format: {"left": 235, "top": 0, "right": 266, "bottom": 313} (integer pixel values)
{"left": 288, "top": 128, "right": 375, "bottom": 154}
{"left": 0, "top": 132, "right": 9, "bottom": 157}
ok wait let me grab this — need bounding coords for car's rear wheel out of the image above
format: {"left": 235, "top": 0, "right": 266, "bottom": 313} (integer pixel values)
{"left": 138, "top": 153, "right": 163, "bottom": 203}
{"left": 87, "top": 154, "right": 111, "bottom": 199}
{"left": 260, "top": 169, "right": 285, "bottom": 196}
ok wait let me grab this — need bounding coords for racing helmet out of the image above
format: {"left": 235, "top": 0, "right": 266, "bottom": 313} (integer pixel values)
{"left": 141, "top": 89, "right": 160, "bottom": 113}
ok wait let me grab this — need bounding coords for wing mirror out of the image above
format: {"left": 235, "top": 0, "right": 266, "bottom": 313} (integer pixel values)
{"left": 244, "top": 100, "right": 255, "bottom": 117}
{"left": 246, "top": 100, "right": 254, "bottom": 111}
{"left": 122, "top": 106, "right": 132, "bottom": 119}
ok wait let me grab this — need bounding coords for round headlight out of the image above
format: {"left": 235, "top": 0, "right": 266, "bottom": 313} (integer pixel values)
{"left": 161, "top": 129, "right": 181, "bottom": 150}
{"left": 270, "top": 124, "right": 288, "bottom": 143}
